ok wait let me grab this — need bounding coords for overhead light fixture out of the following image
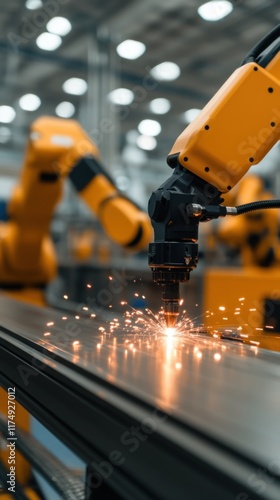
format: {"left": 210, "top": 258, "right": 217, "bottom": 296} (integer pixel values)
{"left": 0, "top": 127, "right": 12, "bottom": 144}
{"left": 150, "top": 62, "right": 180, "bottom": 81}
{"left": 184, "top": 108, "right": 202, "bottom": 123}
{"left": 62, "top": 78, "right": 88, "bottom": 95}
{"left": 108, "top": 88, "right": 134, "bottom": 105}
{"left": 0, "top": 106, "right": 16, "bottom": 123}
{"left": 47, "top": 17, "right": 72, "bottom": 37}
{"left": 19, "top": 94, "right": 41, "bottom": 111}
{"left": 116, "top": 39, "right": 146, "bottom": 60}
{"left": 198, "top": 1, "right": 233, "bottom": 21}
{"left": 25, "top": 0, "right": 42, "bottom": 9}
{"left": 55, "top": 101, "right": 75, "bottom": 118}
{"left": 149, "top": 98, "right": 171, "bottom": 115}
{"left": 138, "top": 119, "right": 161, "bottom": 137}
{"left": 137, "top": 135, "right": 157, "bottom": 151}
{"left": 36, "top": 33, "right": 62, "bottom": 51}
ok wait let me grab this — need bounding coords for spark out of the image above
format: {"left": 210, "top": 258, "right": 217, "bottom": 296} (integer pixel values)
{"left": 63, "top": 295, "right": 68, "bottom": 299}
{"left": 175, "top": 362, "right": 182, "bottom": 369}
{"left": 47, "top": 322, "right": 54, "bottom": 326}
{"left": 44, "top": 332, "right": 51, "bottom": 336}
{"left": 249, "top": 308, "right": 256, "bottom": 311}
{"left": 109, "top": 276, "right": 113, "bottom": 280}
{"left": 73, "top": 341, "right": 79, "bottom": 346}
{"left": 214, "top": 353, "right": 221, "bottom": 362}
{"left": 86, "top": 284, "right": 92, "bottom": 288}
{"left": 265, "top": 325, "right": 274, "bottom": 329}
{"left": 82, "top": 307, "right": 88, "bottom": 311}
{"left": 239, "top": 297, "right": 245, "bottom": 301}
{"left": 75, "top": 315, "right": 80, "bottom": 320}
{"left": 219, "top": 306, "right": 225, "bottom": 311}
{"left": 165, "top": 328, "right": 176, "bottom": 337}
{"left": 97, "top": 343, "right": 101, "bottom": 349}
{"left": 62, "top": 316, "right": 67, "bottom": 320}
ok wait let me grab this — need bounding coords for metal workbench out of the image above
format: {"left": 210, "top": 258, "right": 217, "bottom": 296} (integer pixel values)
{"left": 0, "top": 295, "right": 280, "bottom": 499}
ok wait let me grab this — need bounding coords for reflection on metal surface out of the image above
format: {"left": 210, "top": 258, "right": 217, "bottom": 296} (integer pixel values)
{"left": 1, "top": 293, "right": 280, "bottom": 472}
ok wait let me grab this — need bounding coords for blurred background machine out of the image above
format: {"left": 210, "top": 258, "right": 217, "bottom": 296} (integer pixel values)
{"left": 1, "top": 1, "right": 280, "bottom": 499}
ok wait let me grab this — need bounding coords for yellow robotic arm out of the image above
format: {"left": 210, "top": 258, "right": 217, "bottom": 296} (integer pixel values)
{"left": 0, "top": 116, "right": 152, "bottom": 286}
{"left": 148, "top": 24, "right": 280, "bottom": 326}
{"left": 218, "top": 174, "right": 280, "bottom": 268}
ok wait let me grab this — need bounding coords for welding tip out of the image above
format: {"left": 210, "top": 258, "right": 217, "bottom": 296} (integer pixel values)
{"left": 164, "top": 301, "right": 179, "bottom": 327}
{"left": 162, "top": 282, "right": 180, "bottom": 328}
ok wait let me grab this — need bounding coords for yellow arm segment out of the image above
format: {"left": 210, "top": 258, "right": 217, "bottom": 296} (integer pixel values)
{"left": 218, "top": 175, "right": 280, "bottom": 267}
{"left": 168, "top": 59, "right": 280, "bottom": 193}
{"left": 0, "top": 116, "right": 152, "bottom": 285}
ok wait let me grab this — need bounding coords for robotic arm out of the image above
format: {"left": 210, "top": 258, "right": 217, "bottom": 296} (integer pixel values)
{"left": 0, "top": 116, "right": 152, "bottom": 286}
{"left": 148, "top": 24, "right": 280, "bottom": 327}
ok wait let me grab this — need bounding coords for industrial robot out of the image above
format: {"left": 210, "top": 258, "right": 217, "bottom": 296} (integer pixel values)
{"left": 148, "top": 24, "right": 280, "bottom": 327}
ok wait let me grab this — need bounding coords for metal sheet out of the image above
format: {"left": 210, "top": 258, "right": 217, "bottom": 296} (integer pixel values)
{"left": 0, "top": 295, "right": 280, "bottom": 498}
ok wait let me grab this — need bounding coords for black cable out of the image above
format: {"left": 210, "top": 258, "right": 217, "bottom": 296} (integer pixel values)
{"left": 235, "top": 199, "right": 280, "bottom": 215}
{"left": 241, "top": 24, "right": 280, "bottom": 64}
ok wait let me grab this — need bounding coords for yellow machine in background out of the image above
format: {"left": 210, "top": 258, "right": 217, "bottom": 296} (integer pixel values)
{"left": 218, "top": 174, "right": 280, "bottom": 267}
{"left": 0, "top": 116, "right": 152, "bottom": 499}
{"left": 204, "top": 174, "right": 280, "bottom": 348}
{"left": 0, "top": 116, "right": 152, "bottom": 287}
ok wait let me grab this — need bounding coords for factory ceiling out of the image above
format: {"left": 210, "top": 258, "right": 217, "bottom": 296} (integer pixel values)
{"left": 0, "top": 0, "right": 279, "bottom": 175}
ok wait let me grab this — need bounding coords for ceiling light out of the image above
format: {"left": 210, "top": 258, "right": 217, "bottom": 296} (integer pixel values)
{"left": 63, "top": 78, "right": 88, "bottom": 95}
{"left": 0, "top": 106, "right": 16, "bottom": 123}
{"left": 137, "top": 135, "right": 157, "bottom": 151}
{"left": 108, "top": 88, "right": 134, "bottom": 105}
{"left": 25, "top": 0, "right": 42, "bottom": 9}
{"left": 47, "top": 17, "right": 72, "bottom": 37}
{"left": 116, "top": 39, "right": 146, "bottom": 60}
{"left": 138, "top": 119, "right": 161, "bottom": 136}
{"left": 150, "top": 62, "right": 180, "bottom": 81}
{"left": 19, "top": 94, "right": 41, "bottom": 111}
{"left": 149, "top": 98, "right": 171, "bottom": 115}
{"left": 36, "top": 32, "right": 62, "bottom": 51}
{"left": 55, "top": 101, "right": 75, "bottom": 118}
{"left": 184, "top": 108, "right": 201, "bottom": 123}
{"left": 0, "top": 127, "right": 12, "bottom": 144}
{"left": 198, "top": 1, "right": 233, "bottom": 21}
